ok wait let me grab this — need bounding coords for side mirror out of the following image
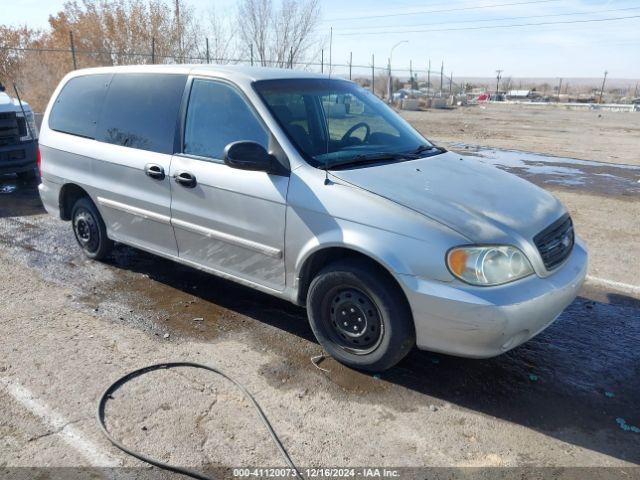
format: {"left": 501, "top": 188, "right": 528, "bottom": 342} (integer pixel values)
{"left": 223, "top": 141, "right": 274, "bottom": 172}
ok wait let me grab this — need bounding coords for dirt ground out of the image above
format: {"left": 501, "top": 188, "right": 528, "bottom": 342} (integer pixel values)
{"left": 400, "top": 103, "right": 640, "bottom": 166}
{"left": 1, "top": 104, "right": 639, "bottom": 479}
{"left": 1, "top": 211, "right": 638, "bottom": 477}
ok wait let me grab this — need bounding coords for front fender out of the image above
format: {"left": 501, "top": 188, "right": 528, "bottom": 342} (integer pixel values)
{"left": 284, "top": 166, "right": 468, "bottom": 301}
{"left": 284, "top": 205, "right": 460, "bottom": 300}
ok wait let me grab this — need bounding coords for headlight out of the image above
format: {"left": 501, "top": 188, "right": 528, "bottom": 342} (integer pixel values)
{"left": 446, "top": 245, "right": 534, "bottom": 286}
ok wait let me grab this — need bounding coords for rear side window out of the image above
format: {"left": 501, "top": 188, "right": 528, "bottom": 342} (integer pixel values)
{"left": 183, "top": 79, "right": 268, "bottom": 160}
{"left": 49, "top": 74, "right": 111, "bottom": 139}
{"left": 97, "top": 73, "right": 186, "bottom": 154}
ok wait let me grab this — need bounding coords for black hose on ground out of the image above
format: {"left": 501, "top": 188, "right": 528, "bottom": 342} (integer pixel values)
{"left": 97, "top": 362, "right": 302, "bottom": 480}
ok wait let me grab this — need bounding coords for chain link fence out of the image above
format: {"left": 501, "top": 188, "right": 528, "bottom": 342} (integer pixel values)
{"left": 1, "top": 37, "right": 465, "bottom": 112}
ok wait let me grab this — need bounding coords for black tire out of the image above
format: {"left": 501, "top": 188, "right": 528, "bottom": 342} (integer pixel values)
{"left": 71, "top": 197, "right": 113, "bottom": 260}
{"left": 306, "top": 259, "right": 415, "bottom": 372}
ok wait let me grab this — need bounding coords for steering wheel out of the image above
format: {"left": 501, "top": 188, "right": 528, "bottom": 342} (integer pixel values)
{"left": 341, "top": 122, "right": 370, "bottom": 144}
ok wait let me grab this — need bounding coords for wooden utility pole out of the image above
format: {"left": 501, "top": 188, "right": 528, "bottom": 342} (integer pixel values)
{"left": 329, "top": 27, "right": 333, "bottom": 75}
{"left": 440, "top": 61, "right": 444, "bottom": 93}
{"left": 175, "top": 0, "right": 182, "bottom": 63}
{"left": 495, "top": 69, "right": 503, "bottom": 99}
{"left": 599, "top": 70, "right": 608, "bottom": 104}
{"left": 557, "top": 78, "right": 563, "bottom": 101}
{"left": 371, "top": 54, "right": 375, "bottom": 94}
{"left": 69, "top": 31, "right": 77, "bottom": 70}
{"left": 387, "top": 57, "right": 392, "bottom": 103}
{"left": 427, "top": 59, "right": 431, "bottom": 91}
{"left": 409, "top": 60, "right": 413, "bottom": 88}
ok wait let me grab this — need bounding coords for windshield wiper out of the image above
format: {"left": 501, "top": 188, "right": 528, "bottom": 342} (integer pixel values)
{"left": 324, "top": 145, "right": 446, "bottom": 171}
{"left": 327, "top": 152, "right": 414, "bottom": 170}
{"left": 406, "top": 144, "right": 446, "bottom": 156}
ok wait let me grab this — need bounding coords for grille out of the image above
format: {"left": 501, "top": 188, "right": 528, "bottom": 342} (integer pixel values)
{"left": 0, "top": 111, "right": 19, "bottom": 146}
{"left": 534, "top": 214, "right": 574, "bottom": 270}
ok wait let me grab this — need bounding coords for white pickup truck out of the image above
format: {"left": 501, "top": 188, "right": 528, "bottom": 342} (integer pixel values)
{"left": 0, "top": 82, "right": 39, "bottom": 180}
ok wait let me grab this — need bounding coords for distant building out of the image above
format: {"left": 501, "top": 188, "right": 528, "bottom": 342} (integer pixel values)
{"left": 506, "top": 90, "right": 539, "bottom": 100}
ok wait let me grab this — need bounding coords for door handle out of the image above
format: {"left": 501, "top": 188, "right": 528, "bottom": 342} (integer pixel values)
{"left": 144, "top": 163, "right": 165, "bottom": 180}
{"left": 174, "top": 171, "right": 197, "bottom": 188}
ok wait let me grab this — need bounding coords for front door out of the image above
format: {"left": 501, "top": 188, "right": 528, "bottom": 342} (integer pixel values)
{"left": 169, "top": 78, "right": 288, "bottom": 291}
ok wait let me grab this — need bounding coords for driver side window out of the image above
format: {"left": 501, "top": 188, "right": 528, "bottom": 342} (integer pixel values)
{"left": 184, "top": 79, "right": 269, "bottom": 160}
{"left": 321, "top": 93, "right": 398, "bottom": 143}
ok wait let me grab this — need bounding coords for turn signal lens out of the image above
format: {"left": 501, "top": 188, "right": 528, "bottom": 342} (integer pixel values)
{"left": 448, "top": 249, "right": 468, "bottom": 277}
{"left": 446, "top": 245, "right": 534, "bottom": 286}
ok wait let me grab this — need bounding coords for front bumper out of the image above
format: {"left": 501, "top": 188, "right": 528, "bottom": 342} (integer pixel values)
{"left": 0, "top": 141, "right": 37, "bottom": 175}
{"left": 398, "top": 237, "right": 588, "bottom": 358}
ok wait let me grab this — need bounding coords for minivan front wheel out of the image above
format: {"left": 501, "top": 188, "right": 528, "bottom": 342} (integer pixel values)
{"left": 306, "top": 259, "right": 415, "bottom": 372}
{"left": 71, "top": 197, "right": 113, "bottom": 260}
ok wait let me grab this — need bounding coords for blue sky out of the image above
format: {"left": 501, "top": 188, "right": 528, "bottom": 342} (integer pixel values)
{"left": 4, "top": 0, "right": 640, "bottom": 78}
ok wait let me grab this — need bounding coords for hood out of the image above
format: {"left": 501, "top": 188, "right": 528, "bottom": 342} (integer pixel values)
{"left": 330, "top": 151, "right": 565, "bottom": 244}
{"left": 0, "top": 92, "right": 30, "bottom": 113}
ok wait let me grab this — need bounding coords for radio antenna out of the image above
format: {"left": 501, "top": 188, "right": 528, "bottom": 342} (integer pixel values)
{"left": 13, "top": 82, "right": 33, "bottom": 140}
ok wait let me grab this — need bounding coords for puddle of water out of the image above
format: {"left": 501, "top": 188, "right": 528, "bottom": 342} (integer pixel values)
{"left": 451, "top": 144, "right": 640, "bottom": 197}
{"left": 0, "top": 176, "right": 45, "bottom": 217}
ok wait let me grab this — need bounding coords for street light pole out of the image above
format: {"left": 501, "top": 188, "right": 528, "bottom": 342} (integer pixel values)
{"left": 387, "top": 40, "right": 408, "bottom": 104}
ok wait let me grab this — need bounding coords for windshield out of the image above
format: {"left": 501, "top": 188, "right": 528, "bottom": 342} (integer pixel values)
{"left": 253, "top": 78, "right": 438, "bottom": 169}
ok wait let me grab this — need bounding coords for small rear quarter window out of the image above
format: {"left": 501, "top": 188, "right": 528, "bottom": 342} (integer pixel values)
{"left": 48, "top": 74, "right": 112, "bottom": 139}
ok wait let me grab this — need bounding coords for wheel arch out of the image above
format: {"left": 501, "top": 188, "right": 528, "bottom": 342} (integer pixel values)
{"left": 58, "top": 183, "right": 91, "bottom": 221}
{"left": 295, "top": 245, "right": 410, "bottom": 311}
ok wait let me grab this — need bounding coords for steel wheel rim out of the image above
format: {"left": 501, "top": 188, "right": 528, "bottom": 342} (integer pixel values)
{"left": 324, "top": 287, "right": 383, "bottom": 355}
{"left": 74, "top": 209, "right": 100, "bottom": 253}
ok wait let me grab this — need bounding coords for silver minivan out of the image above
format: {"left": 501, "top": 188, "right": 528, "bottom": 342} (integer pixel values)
{"left": 38, "top": 65, "right": 587, "bottom": 371}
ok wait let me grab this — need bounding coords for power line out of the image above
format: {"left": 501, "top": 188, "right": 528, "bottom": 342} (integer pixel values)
{"left": 336, "top": 14, "right": 640, "bottom": 36}
{"left": 325, "top": 0, "right": 561, "bottom": 22}
{"left": 335, "top": 5, "right": 640, "bottom": 32}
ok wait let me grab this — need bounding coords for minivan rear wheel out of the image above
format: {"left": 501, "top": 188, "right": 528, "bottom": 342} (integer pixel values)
{"left": 306, "top": 259, "right": 415, "bottom": 372}
{"left": 71, "top": 197, "right": 113, "bottom": 260}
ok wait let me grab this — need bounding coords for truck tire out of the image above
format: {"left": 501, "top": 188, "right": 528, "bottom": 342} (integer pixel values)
{"left": 71, "top": 197, "right": 113, "bottom": 260}
{"left": 306, "top": 259, "right": 415, "bottom": 372}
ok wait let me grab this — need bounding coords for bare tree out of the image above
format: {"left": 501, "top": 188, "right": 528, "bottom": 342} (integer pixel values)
{"left": 237, "top": 0, "right": 272, "bottom": 66}
{"left": 1, "top": 0, "right": 205, "bottom": 111}
{"left": 207, "top": 6, "right": 238, "bottom": 63}
{"left": 274, "top": 0, "right": 320, "bottom": 67}
{"left": 237, "top": 0, "right": 320, "bottom": 68}
{"left": 47, "top": 0, "right": 203, "bottom": 66}
{"left": 0, "top": 0, "right": 323, "bottom": 112}
{"left": 0, "top": 26, "right": 38, "bottom": 82}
